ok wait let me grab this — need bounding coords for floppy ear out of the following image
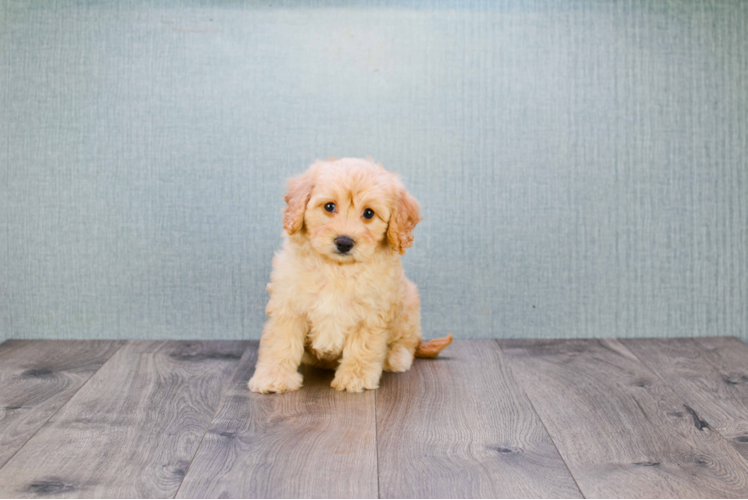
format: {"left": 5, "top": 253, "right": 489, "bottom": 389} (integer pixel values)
{"left": 387, "top": 187, "right": 422, "bottom": 254}
{"left": 282, "top": 169, "right": 315, "bottom": 235}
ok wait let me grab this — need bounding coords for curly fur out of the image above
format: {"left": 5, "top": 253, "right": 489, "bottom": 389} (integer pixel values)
{"left": 248, "top": 158, "right": 450, "bottom": 393}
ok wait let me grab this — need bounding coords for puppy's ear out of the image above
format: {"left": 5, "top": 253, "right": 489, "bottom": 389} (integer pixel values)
{"left": 283, "top": 169, "right": 315, "bottom": 235}
{"left": 387, "top": 187, "right": 422, "bottom": 254}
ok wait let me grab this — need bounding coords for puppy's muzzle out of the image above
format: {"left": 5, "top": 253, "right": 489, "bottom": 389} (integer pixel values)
{"left": 334, "top": 236, "right": 355, "bottom": 254}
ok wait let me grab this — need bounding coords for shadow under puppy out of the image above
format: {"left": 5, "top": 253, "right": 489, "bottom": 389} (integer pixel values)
{"left": 249, "top": 158, "right": 452, "bottom": 393}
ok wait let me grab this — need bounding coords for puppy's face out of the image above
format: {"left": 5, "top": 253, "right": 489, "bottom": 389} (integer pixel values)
{"left": 282, "top": 158, "right": 421, "bottom": 262}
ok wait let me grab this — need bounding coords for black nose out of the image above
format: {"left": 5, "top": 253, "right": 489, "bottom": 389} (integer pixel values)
{"left": 334, "top": 236, "right": 355, "bottom": 254}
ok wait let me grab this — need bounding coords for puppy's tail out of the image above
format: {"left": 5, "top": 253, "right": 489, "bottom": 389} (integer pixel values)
{"left": 414, "top": 334, "right": 453, "bottom": 358}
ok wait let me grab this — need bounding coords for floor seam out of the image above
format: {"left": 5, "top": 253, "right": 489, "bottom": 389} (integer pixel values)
{"left": 494, "top": 339, "right": 587, "bottom": 499}
{"left": 0, "top": 340, "right": 128, "bottom": 473}
{"left": 172, "top": 341, "right": 252, "bottom": 499}
{"left": 375, "top": 387, "right": 381, "bottom": 499}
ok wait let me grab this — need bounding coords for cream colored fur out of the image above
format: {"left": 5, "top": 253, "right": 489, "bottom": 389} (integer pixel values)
{"left": 248, "top": 158, "right": 424, "bottom": 393}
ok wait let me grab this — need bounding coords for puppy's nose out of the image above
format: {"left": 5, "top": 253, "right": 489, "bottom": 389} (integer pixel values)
{"left": 334, "top": 236, "right": 355, "bottom": 254}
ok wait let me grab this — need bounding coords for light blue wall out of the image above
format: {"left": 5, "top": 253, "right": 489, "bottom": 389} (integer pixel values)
{"left": 2, "top": 1, "right": 746, "bottom": 342}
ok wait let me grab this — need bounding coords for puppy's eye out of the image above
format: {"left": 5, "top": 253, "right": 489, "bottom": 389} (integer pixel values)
{"left": 324, "top": 202, "right": 336, "bottom": 213}
{"left": 363, "top": 208, "right": 375, "bottom": 220}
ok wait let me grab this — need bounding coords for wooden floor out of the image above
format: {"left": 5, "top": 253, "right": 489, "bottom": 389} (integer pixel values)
{"left": 1, "top": 338, "right": 748, "bottom": 498}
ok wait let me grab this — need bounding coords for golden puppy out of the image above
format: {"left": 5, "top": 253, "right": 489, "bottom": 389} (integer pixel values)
{"left": 248, "top": 158, "right": 452, "bottom": 393}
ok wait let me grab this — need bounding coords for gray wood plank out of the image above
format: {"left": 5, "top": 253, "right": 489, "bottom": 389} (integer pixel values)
{"left": 500, "top": 338, "right": 748, "bottom": 498}
{"left": 0, "top": 340, "right": 124, "bottom": 469}
{"left": 0, "top": 340, "right": 248, "bottom": 498}
{"left": 176, "top": 342, "right": 378, "bottom": 499}
{"left": 376, "top": 340, "right": 582, "bottom": 498}
{"left": 622, "top": 337, "right": 748, "bottom": 461}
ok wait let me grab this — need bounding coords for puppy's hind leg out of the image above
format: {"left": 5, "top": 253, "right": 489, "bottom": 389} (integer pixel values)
{"left": 383, "top": 279, "right": 421, "bottom": 373}
{"left": 383, "top": 317, "right": 420, "bottom": 372}
{"left": 384, "top": 333, "right": 453, "bottom": 370}
{"left": 383, "top": 341, "right": 417, "bottom": 373}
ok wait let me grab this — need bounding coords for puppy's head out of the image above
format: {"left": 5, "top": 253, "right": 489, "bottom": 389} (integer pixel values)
{"left": 282, "top": 158, "right": 421, "bottom": 262}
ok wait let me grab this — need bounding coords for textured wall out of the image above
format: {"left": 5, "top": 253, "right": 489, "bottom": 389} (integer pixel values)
{"left": 2, "top": 1, "right": 746, "bottom": 342}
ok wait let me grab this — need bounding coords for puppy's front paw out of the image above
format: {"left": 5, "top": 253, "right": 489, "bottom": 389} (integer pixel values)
{"left": 331, "top": 369, "right": 379, "bottom": 393}
{"left": 248, "top": 369, "right": 303, "bottom": 394}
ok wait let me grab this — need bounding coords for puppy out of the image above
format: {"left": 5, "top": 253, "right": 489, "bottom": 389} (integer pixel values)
{"left": 248, "top": 158, "right": 452, "bottom": 393}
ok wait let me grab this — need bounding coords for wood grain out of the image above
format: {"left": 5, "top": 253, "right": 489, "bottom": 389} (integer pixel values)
{"left": 176, "top": 342, "right": 378, "bottom": 499}
{"left": 4, "top": 338, "right": 748, "bottom": 499}
{"left": 0, "top": 340, "right": 248, "bottom": 498}
{"left": 0, "top": 340, "right": 124, "bottom": 469}
{"left": 376, "top": 340, "right": 582, "bottom": 498}
{"left": 500, "top": 338, "right": 748, "bottom": 498}
{"left": 622, "top": 337, "right": 748, "bottom": 461}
